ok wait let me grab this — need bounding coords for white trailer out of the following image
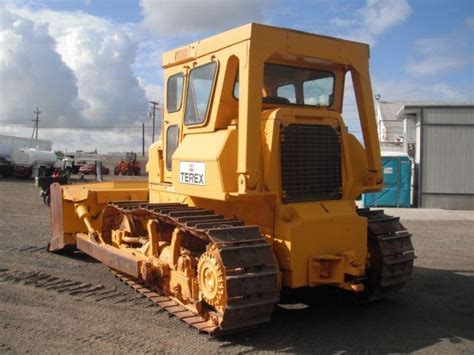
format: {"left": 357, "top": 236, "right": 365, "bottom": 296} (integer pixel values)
{"left": 11, "top": 148, "right": 58, "bottom": 178}
{"left": 0, "top": 134, "right": 52, "bottom": 158}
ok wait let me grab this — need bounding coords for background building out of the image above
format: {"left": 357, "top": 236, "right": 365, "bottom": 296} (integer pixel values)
{"left": 376, "top": 101, "right": 474, "bottom": 210}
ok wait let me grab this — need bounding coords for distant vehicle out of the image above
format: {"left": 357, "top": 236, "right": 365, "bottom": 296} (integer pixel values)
{"left": 75, "top": 160, "right": 87, "bottom": 167}
{"left": 11, "top": 148, "right": 57, "bottom": 178}
{"left": 0, "top": 134, "right": 52, "bottom": 158}
{"left": 62, "top": 157, "right": 81, "bottom": 174}
{"left": 54, "top": 156, "right": 81, "bottom": 180}
{"left": 79, "top": 163, "right": 109, "bottom": 175}
{"left": 0, "top": 156, "right": 13, "bottom": 177}
{"left": 114, "top": 152, "right": 140, "bottom": 176}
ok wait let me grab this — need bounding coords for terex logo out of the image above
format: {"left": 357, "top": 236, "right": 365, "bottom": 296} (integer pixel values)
{"left": 179, "top": 162, "right": 205, "bottom": 186}
{"left": 180, "top": 172, "right": 204, "bottom": 184}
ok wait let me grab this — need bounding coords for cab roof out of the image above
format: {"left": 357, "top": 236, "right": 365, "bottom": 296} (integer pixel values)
{"left": 162, "top": 23, "right": 370, "bottom": 70}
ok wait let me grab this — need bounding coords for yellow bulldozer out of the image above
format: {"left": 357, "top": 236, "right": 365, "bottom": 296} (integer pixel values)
{"left": 48, "top": 24, "right": 415, "bottom": 334}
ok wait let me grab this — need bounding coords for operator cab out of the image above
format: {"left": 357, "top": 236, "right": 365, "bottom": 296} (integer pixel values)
{"left": 151, "top": 23, "right": 382, "bottom": 198}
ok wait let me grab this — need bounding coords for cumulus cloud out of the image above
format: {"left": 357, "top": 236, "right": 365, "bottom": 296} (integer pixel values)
{"left": 140, "top": 0, "right": 265, "bottom": 36}
{"left": 331, "top": 0, "right": 412, "bottom": 44}
{"left": 138, "top": 77, "right": 163, "bottom": 103}
{"left": 8, "top": 6, "right": 148, "bottom": 125}
{"left": 133, "top": 38, "right": 167, "bottom": 101}
{"left": 57, "top": 28, "right": 148, "bottom": 125}
{"left": 405, "top": 17, "right": 474, "bottom": 77}
{"left": 11, "top": 6, "right": 111, "bottom": 37}
{"left": 0, "top": 5, "right": 152, "bottom": 152}
{"left": 0, "top": 10, "right": 82, "bottom": 126}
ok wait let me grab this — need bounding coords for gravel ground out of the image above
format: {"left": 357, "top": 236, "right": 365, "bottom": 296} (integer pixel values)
{"left": 0, "top": 178, "right": 473, "bottom": 354}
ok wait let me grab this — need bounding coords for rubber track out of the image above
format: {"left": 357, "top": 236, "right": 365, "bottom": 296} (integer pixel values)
{"left": 108, "top": 202, "right": 280, "bottom": 335}
{"left": 357, "top": 208, "right": 415, "bottom": 298}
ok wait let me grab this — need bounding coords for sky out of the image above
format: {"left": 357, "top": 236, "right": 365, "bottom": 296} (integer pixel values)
{"left": 0, "top": 0, "right": 473, "bottom": 153}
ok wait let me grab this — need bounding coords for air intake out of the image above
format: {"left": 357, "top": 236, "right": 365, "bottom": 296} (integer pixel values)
{"left": 280, "top": 124, "right": 342, "bottom": 204}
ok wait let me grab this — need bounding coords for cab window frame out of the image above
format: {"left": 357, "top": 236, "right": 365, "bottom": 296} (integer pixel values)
{"left": 184, "top": 60, "right": 218, "bottom": 126}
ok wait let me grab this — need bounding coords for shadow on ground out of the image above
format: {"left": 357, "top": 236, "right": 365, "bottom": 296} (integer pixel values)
{"left": 214, "top": 266, "right": 474, "bottom": 353}
{"left": 53, "top": 249, "right": 100, "bottom": 263}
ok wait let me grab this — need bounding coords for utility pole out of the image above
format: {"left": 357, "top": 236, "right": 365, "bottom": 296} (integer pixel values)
{"left": 32, "top": 107, "right": 41, "bottom": 140}
{"left": 142, "top": 123, "right": 145, "bottom": 156}
{"left": 149, "top": 101, "right": 159, "bottom": 143}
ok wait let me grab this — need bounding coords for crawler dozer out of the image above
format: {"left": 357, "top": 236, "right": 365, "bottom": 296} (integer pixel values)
{"left": 48, "top": 24, "right": 415, "bottom": 334}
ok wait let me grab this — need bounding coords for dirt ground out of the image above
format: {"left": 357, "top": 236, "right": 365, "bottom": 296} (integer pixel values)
{"left": 0, "top": 179, "right": 473, "bottom": 354}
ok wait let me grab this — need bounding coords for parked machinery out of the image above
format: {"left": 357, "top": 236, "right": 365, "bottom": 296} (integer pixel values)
{"left": 48, "top": 24, "right": 415, "bottom": 335}
{"left": 114, "top": 152, "right": 141, "bottom": 176}
{"left": 61, "top": 156, "right": 81, "bottom": 177}
{"left": 11, "top": 148, "right": 57, "bottom": 178}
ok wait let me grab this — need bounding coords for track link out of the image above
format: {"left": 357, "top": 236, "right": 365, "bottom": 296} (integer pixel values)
{"left": 107, "top": 201, "right": 280, "bottom": 335}
{"left": 357, "top": 208, "right": 415, "bottom": 299}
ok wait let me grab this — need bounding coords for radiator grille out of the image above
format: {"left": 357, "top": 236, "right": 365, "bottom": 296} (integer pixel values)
{"left": 280, "top": 124, "right": 342, "bottom": 204}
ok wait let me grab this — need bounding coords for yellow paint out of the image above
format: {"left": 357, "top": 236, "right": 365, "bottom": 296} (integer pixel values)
{"left": 55, "top": 181, "right": 148, "bottom": 244}
{"left": 53, "top": 23, "right": 385, "bottom": 291}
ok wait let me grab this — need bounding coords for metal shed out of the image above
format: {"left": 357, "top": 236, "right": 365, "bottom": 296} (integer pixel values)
{"left": 396, "top": 104, "right": 474, "bottom": 210}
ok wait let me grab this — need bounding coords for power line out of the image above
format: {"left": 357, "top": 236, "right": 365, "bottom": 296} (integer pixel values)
{"left": 149, "top": 101, "right": 159, "bottom": 143}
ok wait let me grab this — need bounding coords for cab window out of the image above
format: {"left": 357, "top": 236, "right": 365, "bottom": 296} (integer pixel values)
{"left": 166, "top": 125, "right": 179, "bottom": 171}
{"left": 276, "top": 83, "right": 296, "bottom": 103}
{"left": 303, "top": 77, "right": 334, "bottom": 106}
{"left": 232, "top": 63, "right": 334, "bottom": 107}
{"left": 184, "top": 62, "right": 217, "bottom": 125}
{"left": 263, "top": 63, "right": 334, "bottom": 106}
{"left": 167, "top": 73, "right": 184, "bottom": 113}
{"left": 233, "top": 80, "right": 239, "bottom": 99}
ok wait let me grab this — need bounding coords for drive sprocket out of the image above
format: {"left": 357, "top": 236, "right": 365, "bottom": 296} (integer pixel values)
{"left": 197, "top": 248, "right": 226, "bottom": 309}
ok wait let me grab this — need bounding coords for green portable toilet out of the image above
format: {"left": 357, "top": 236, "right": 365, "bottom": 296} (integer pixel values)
{"left": 364, "top": 153, "right": 412, "bottom": 208}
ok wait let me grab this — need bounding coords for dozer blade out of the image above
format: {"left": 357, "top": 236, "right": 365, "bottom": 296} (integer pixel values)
{"left": 49, "top": 183, "right": 67, "bottom": 252}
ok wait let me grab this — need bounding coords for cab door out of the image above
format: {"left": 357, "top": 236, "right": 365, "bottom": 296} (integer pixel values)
{"left": 163, "top": 70, "right": 185, "bottom": 182}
